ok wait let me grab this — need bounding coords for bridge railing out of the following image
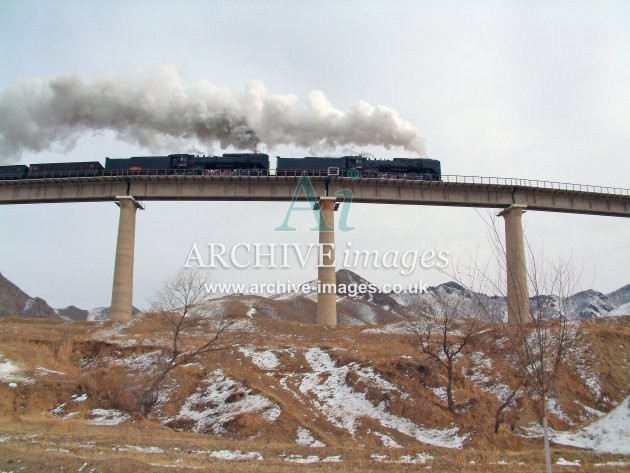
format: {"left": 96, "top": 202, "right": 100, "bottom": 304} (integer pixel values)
{"left": 1, "top": 169, "right": 628, "bottom": 196}
{"left": 439, "top": 175, "right": 630, "bottom": 195}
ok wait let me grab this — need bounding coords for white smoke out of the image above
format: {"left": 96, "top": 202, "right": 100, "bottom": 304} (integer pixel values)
{"left": 0, "top": 64, "right": 426, "bottom": 162}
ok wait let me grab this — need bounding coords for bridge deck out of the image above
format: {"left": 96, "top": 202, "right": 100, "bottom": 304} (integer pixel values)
{"left": 0, "top": 174, "right": 628, "bottom": 217}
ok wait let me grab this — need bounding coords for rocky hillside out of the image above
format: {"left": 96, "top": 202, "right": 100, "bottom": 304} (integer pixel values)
{"left": 56, "top": 305, "right": 90, "bottom": 321}
{"left": 0, "top": 273, "right": 57, "bottom": 318}
{"left": 0, "top": 315, "right": 628, "bottom": 471}
{"left": 84, "top": 306, "right": 142, "bottom": 322}
{"left": 0, "top": 273, "right": 141, "bottom": 321}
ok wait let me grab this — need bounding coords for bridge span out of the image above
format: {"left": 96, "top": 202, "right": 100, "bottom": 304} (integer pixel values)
{"left": 1, "top": 173, "right": 629, "bottom": 217}
{"left": 1, "top": 173, "right": 629, "bottom": 324}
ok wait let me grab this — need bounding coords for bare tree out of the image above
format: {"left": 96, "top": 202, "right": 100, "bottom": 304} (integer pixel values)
{"left": 134, "top": 269, "right": 250, "bottom": 416}
{"left": 481, "top": 211, "right": 582, "bottom": 473}
{"left": 427, "top": 254, "right": 529, "bottom": 433}
{"left": 51, "top": 331, "right": 70, "bottom": 361}
{"left": 410, "top": 289, "right": 489, "bottom": 412}
{"left": 494, "top": 380, "right": 525, "bottom": 434}
{"left": 418, "top": 211, "right": 583, "bottom": 472}
{"left": 502, "top": 256, "right": 581, "bottom": 473}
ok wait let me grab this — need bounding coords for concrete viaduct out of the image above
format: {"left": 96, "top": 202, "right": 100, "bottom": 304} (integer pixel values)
{"left": 1, "top": 173, "right": 629, "bottom": 325}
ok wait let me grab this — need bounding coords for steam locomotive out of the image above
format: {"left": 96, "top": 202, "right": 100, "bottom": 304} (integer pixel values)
{"left": 276, "top": 156, "right": 441, "bottom": 180}
{"left": 0, "top": 153, "right": 441, "bottom": 180}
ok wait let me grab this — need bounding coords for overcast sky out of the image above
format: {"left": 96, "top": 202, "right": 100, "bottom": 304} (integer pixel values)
{"left": 1, "top": 0, "right": 628, "bottom": 310}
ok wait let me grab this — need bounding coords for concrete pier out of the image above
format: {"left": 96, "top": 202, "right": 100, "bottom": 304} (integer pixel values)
{"left": 316, "top": 197, "right": 338, "bottom": 327}
{"left": 498, "top": 204, "right": 530, "bottom": 325}
{"left": 110, "top": 196, "right": 144, "bottom": 322}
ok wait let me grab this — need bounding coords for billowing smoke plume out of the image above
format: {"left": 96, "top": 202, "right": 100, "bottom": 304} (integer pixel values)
{"left": 0, "top": 64, "right": 426, "bottom": 162}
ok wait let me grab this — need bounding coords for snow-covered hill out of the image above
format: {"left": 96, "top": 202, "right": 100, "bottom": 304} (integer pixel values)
{"left": 391, "top": 278, "right": 630, "bottom": 320}
{"left": 1, "top": 314, "right": 628, "bottom": 468}
{"left": 608, "top": 302, "right": 630, "bottom": 317}
{"left": 87, "top": 306, "right": 142, "bottom": 321}
{"left": 553, "top": 396, "right": 630, "bottom": 454}
{"left": 1, "top": 270, "right": 629, "bottom": 323}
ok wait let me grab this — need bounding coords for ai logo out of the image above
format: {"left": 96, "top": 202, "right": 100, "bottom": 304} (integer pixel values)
{"left": 274, "top": 172, "right": 354, "bottom": 232}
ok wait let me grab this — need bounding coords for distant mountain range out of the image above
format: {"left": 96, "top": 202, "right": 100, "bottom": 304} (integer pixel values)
{"left": 274, "top": 269, "right": 630, "bottom": 323}
{"left": 390, "top": 278, "right": 630, "bottom": 320}
{"left": 1, "top": 270, "right": 628, "bottom": 323}
{"left": 0, "top": 273, "right": 140, "bottom": 321}
{"left": 57, "top": 305, "right": 142, "bottom": 322}
{"left": 0, "top": 272, "right": 57, "bottom": 319}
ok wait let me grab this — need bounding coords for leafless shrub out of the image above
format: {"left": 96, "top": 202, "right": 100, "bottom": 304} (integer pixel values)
{"left": 410, "top": 290, "right": 490, "bottom": 412}
{"left": 132, "top": 269, "right": 251, "bottom": 416}
{"left": 476, "top": 211, "right": 582, "bottom": 473}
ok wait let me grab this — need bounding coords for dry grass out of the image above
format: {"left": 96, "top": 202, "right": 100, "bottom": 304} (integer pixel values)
{"left": 3, "top": 416, "right": 627, "bottom": 473}
{"left": 0, "top": 315, "right": 629, "bottom": 472}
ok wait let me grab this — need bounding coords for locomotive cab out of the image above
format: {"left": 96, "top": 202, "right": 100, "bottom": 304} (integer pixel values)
{"left": 169, "top": 154, "right": 195, "bottom": 168}
{"left": 345, "top": 156, "right": 366, "bottom": 170}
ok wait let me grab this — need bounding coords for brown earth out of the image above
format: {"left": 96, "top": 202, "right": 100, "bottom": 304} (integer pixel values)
{"left": 0, "top": 315, "right": 628, "bottom": 472}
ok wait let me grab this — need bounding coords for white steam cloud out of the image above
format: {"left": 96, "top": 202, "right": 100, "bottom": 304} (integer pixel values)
{"left": 0, "top": 64, "right": 426, "bottom": 162}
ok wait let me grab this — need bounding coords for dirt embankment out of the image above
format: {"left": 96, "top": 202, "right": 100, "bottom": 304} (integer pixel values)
{"left": 0, "top": 315, "right": 628, "bottom": 472}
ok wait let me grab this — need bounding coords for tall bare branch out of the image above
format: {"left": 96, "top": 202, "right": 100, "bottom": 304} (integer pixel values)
{"left": 135, "top": 269, "right": 251, "bottom": 416}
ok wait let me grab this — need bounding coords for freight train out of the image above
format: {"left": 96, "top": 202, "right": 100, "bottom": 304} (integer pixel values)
{"left": 0, "top": 153, "right": 441, "bottom": 181}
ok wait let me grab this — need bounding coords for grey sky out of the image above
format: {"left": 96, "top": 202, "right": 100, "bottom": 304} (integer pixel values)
{"left": 0, "top": 1, "right": 628, "bottom": 309}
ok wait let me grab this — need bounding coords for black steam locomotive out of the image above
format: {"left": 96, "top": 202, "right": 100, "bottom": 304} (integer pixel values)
{"left": 105, "top": 153, "right": 270, "bottom": 176}
{"left": 276, "top": 155, "right": 441, "bottom": 180}
{"left": 0, "top": 153, "right": 441, "bottom": 181}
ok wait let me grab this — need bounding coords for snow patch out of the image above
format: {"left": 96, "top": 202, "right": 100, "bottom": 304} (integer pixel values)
{"left": 371, "top": 453, "right": 433, "bottom": 464}
{"left": 284, "top": 454, "right": 321, "bottom": 464}
{"left": 172, "top": 369, "right": 279, "bottom": 434}
{"left": 431, "top": 386, "right": 448, "bottom": 402}
{"left": 552, "top": 396, "right": 630, "bottom": 455}
{"left": 49, "top": 402, "right": 67, "bottom": 416}
{"left": 372, "top": 431, "right": 402, "bottom": 448}
{"left": 607, "top": 301, "right": 630, "bottom": 316}
{"left": 34, "top": 367, "right": 65, "bottom": 377}
{"left": 362, "top": 323, "right": 412, "bottom": 334}
{"left": 572, "top": 348, "right": 602, "bottom": 398}
{"left": 239, "top": 346, "right": 280, "bottom": 370}
{"left": 88, "top": 307, "right": 110, "bottom": 321}
{"left": 547, "top": 397, "right": 574, "bottom": 425}
{"left": 298, "top": 347, "right": 469, "bottom": 448}
{"left": 116, "top": 445, "right": 164, "bottom": 454}
{"left": 0, "top": 353, "right": 34, "bottom": 384}
{"left": 119, "top": 350, "right": 163, "bottom": 373}
{"left": 296, "top": 427, "right": 325, "bottom": 447}
{"left": 574, "top": 401, "right": 605, "bottom": 419}
{"left": 263, "top": 405, "right": 281, "bottom": 422}
{"left": 516, "top": 422, "right": 545, "bottom": 438}
{"left": 594, "top": 460, "right": 630, "bottom": 467}
{"left": 88, "top": 408, "right": 130, "bottom": 425}
{"left": 464, "top": 352, "right": 513, "bottom": 401}
{"left": 207, "top": 450, "right": 263, "bottom": 461}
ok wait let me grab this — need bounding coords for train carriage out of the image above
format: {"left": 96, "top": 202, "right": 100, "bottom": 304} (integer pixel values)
{"left": 28, "top": 161, "right": 104, "bottom": 178}
{"left": 0, "top": 165, "right": 29, "bottom": 180}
